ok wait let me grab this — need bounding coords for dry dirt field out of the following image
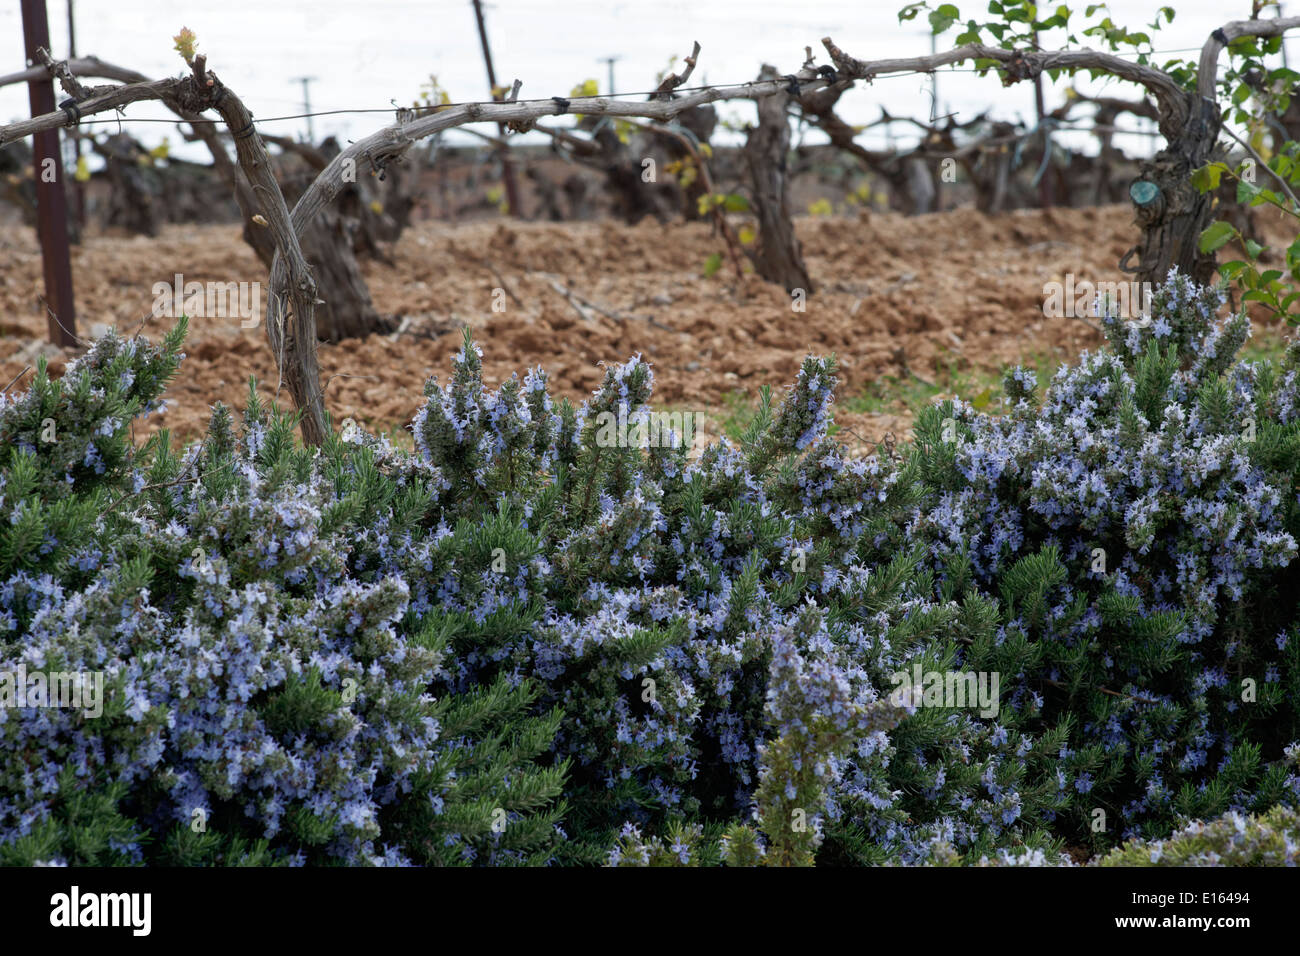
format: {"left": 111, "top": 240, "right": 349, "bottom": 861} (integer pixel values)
{"left": 0, "top": 204, "right": 1258, "bottom": 450}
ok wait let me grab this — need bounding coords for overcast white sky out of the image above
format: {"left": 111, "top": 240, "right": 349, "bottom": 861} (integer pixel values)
{"left": 0, "top": 0, "right": 1293, "bottom": 162}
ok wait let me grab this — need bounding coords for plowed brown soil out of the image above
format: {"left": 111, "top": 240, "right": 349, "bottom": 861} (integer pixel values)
{"left": 0, "top": 205, "right": 1182, "bottom": 449}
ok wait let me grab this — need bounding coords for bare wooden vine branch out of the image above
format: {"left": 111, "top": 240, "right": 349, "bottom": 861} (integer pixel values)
{"left": 0, "top": 55, "right": 148, "bottom": 88}
{"left": 1198, "top": 17, "right": 1300, "bottom": 101}
{"left": 0, "top": 76, "right": 178, "bottom": 146}
{"left": 35, "top": 47, "right": 89, "bottom": 100}
{"left": 654, "top": 41, "right": 702, "bottom": 97}
{"left": 820, "top": 37, "right": 1190, "bottom": 139}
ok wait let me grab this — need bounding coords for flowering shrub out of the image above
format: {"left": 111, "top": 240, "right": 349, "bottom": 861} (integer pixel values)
{"left": 0, "top": 331, "right": 567, "bottom": 866}
{"left": 398, "top": 339, "right": 958, "bottom": 856}
{"left": 1, "top": 273, "right": 1297, "bottom": 866}
{"left": 1094, "top": 803, "right": 1300, "bottom": 866}
{"left": 0, "top": 320, "right": 184, "bottom": 583}
{"left": 897, "top": 271, "right": 1300, "bottom": 856}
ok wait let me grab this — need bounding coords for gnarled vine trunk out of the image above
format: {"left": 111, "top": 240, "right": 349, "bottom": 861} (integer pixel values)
{"left": 745, "top": 65, "right": 812, "bottom": 294}
{"left": 1126, "top": 95, "right": 1222, "bottom": 287}
{"left": 299, "top": 207, "right": 385, "bottom": 342}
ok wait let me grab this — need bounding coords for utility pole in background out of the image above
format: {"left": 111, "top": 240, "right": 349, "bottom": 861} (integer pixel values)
{"left": 295, "top": 76, "right": 317, "bottom": 142}
{"left": 470, "top": 0, "right": 523, "bottom": 218}
{"left": 929, "top": 32, "right": 937, "bottom": 119}
{"left": 66, "top": 0, "right": 83, "bottom": 229}
{"left": 1032, "top": 30, "right": 1052, "bottom": 209}
{"left": 600, "top": 55, "right": 620, "bottom": 96}
{"left": 20, "top": 0, "right": 77, "bottom": 347}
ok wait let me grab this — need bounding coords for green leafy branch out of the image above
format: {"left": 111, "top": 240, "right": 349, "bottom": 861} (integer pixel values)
{"left": 1194, "top": 141, "right": 1300, "bottom": 323}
